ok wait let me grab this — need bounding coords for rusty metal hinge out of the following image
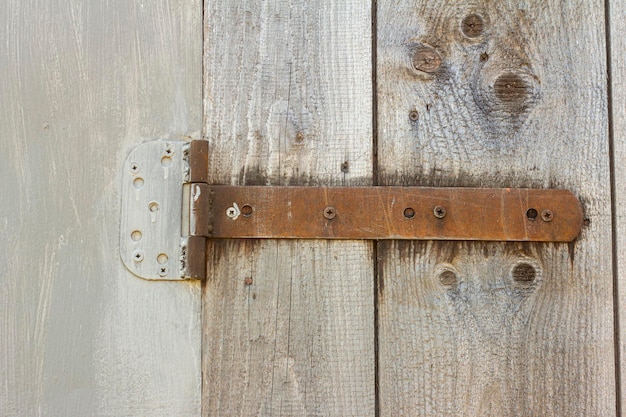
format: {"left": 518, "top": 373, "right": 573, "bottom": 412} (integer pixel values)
{"left": 120, "top": 140, "right": 583, "bottom": 280}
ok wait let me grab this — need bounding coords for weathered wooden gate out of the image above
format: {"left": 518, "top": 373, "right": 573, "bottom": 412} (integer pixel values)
{"left": 2, "top": 1, "right": 625, "bottom": 416}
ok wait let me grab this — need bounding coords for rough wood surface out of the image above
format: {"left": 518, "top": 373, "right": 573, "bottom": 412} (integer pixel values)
{"left": 202, "top": 1, "right": 375, "bottom": 416}
{"left": 610, "top": 0, "right": 626, "bottom": 412}
{"left": 377, "top": 1, "right": 615, "bottom": 415}
{"left": 0, "top": 1, "right": 202, "bottom": 415}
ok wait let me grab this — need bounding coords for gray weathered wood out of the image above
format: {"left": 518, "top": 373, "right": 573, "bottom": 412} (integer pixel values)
{"left": 377, "top": 1, "right": 615, "bottom": 415}
{"left": 0, "top": 1, "right": 202, "bottom": 415}
{"left": 611, "top": 0, "right": 626, "bottom": 412}
{"left": 202, "top": 1, "right": 375, "bottom": 416}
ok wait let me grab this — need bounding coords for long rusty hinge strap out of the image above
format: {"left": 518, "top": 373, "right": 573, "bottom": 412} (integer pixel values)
{"left": 188, "top": 184, "right": 583, "bottom": 242}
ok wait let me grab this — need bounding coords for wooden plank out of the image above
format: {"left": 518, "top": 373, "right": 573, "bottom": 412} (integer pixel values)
{"left": 0, "top": 1, "right": 202, "bottom": 415}
{"left": 610, "top": 0, "right": 626, "bottom": 412}
{"left": 377, "top": 1, "right": 614, "bottom": 415}
{"left": 202, "top": 1, "right": 375, "bottom": 416}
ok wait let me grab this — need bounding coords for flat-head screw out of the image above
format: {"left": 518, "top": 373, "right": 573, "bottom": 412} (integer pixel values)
{"left": 541, "top": 209, "right": 553, "bottom": 222}
{"left": 324, "top": 206, "right": 336, "bottom": 220}
{"left": 434, "top": 206, "right": 447, "bottom": 219}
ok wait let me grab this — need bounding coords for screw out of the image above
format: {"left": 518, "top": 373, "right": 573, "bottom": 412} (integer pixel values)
{"left": 324, "top": 206, "right": 336, "bottom": 220}
{"left": 409, "top": 110, "right": 419, "bottom": 122}
{"left": 541, "top": 209, "right": 553, "bottom": 222}
{"left": 158, "top": 266, "right": 168, "bottom": 277}
{"left": 132, "top": 250, "right": 144, "bottom": 262}
{"left": 433, "top": 206, "right": 447, "bottom": 219}
{"left": 130, "top": 163, "right": 140, "bottom": 174}
{"left": 226, "top": 203, "right": 240, "bottom": 219}
{"left": 244, "top": 277, "right": 253, "bottom": 285}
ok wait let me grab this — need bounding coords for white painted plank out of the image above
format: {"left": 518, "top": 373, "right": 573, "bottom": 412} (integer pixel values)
{"left": 377, "top": 1, "right": 614, "bottom": 415}
{"left": 202, "top": 1, "right": 375, "bottom": 416}
{"left": 610, "top": 0, "right": 626, "bottom": 412}
{"left": 0, "top": 1, "right": 202, "bottom": 415}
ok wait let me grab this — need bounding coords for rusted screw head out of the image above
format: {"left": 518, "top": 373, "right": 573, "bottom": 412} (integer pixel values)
{"left": 541, "top": 209, "right": 553, "bottom": 222}
{"left": 412, "top": 45, "right": 442, "bottom": 73}
{"left": 323, "top": 206, "right": 336, "bottom": 220}
{"left": 433, "top": 206, "right": 447, "bottom": 219}
{"left": 244, "top": 277, "right": 253, "bottom": 285}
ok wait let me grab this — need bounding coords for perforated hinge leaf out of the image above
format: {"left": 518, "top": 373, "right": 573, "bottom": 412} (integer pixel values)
{"left": 120, "top": 140, "right": 207, "bottom": 280}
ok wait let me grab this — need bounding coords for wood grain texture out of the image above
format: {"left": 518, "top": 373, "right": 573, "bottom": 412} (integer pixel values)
{"left": 610, "top": 0, "right": 626, "bottom": 412}
{"left": 0, "top": 1, "right": 202, "bottom": 416}
{"left": 202, "top": 1, "right": 374, "bottom": 416}
{"left": 204, "top": 240, "right": 374, "bottom": 415}
{"left": 377, "top": 1, "right": 614, "bottom": 415}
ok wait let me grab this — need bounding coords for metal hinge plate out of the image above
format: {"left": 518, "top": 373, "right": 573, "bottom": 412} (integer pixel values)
{"left": 120, "top": 140, "right": 583, "bottom": 280}
{"left": 120, "top": 140, "right": 206, "bottom": 280}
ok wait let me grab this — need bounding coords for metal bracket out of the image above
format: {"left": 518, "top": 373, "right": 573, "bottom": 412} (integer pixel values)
{"left": 120, "top": 140, "right": 207, "bottom": 280}
{"left": 121, "top": 140, "right": 584, "bottom": 280}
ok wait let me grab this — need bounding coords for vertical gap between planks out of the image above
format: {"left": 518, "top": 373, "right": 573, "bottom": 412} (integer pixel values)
{"left": 201, "top": 1, "right": 207, "bottom": 416}
{"left": 372, "top": 0, "right": 379, "bottom": 187}
{"left": 605, "top": 0, "right": 621, "bottom": 415}
{"left": 371, "top": 1, "right": 380, "bottom": 416}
